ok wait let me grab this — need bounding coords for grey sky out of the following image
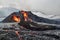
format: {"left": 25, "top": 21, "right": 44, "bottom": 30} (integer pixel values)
{"left": 0, "top": 0, "right": 60, "bottom": 15}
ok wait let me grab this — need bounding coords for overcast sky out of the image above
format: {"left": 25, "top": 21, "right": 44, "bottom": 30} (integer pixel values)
{"left": 0, "top": 0, "right": 60, "bottom": 15}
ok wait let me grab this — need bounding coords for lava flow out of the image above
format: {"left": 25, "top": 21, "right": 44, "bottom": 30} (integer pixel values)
{"left": 21, "top": 11, "right": 28, "bottom": 21}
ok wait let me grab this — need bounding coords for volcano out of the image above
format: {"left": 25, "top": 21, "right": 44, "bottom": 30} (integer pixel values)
{"left": 2, "top": 11, "right": 60, "bottom": 24}
{"left": 1, "top": 11, "right": 60, "bottom": 31}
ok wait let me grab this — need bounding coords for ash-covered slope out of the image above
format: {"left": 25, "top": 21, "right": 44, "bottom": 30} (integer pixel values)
{"left": 27, "top": 11, "right": 60, "bottom": 24}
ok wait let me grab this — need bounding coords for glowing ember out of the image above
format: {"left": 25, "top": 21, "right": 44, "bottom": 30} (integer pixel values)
{"left": 12, "top": 15, "right": 20, "bottom": 22}
{"left": 15, "top": 31, "right": 19, "bottom": 36}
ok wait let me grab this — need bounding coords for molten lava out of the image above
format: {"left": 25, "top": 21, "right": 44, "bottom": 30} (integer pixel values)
{"left": 21, "top": 11, "right": 28, "bottom": 21}
{"left": 12, "top": 15, "right": 20, "bottom": 22}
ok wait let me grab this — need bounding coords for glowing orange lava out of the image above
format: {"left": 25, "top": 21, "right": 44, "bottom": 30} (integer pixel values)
{"left": 12, "top": 15, "right": 20, "bottom": 22}
{"left": 21, "top": 11, "right": 28, "bottom": 21}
